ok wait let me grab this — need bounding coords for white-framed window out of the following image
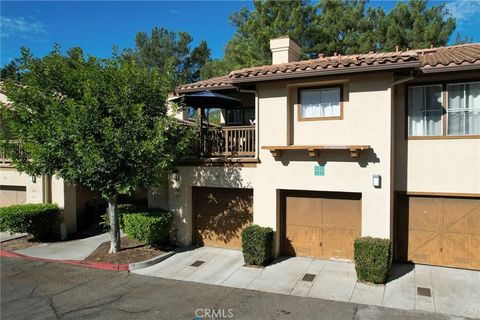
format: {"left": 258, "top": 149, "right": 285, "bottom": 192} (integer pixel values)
{"left": 447, "top": 82, "right": 480, "bottom": 135}
{"left": 299, "top": 87, "right": 341, "bottom": 119}
{"left": 408, "top": 85, "right": 443, "bottom": 136}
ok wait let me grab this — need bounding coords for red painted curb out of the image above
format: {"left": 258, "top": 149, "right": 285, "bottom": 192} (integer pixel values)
{"left": 0, "top": 250, "right": 129, "bottom": 271}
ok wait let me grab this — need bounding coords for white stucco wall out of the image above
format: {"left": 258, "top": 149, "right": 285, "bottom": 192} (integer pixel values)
{"left": 0, "top": 167, "right": 44, "bottom": 204}
{"left": 255, "top": 73, "right": 394, "bottom": 242}
{"left": 394, "top": 80, "right": 480, "bottom": 194}
{"left": 151, "top": 72, "right": 397, "bottom": 252}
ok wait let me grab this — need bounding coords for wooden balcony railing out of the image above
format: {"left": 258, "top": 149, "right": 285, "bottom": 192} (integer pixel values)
{"left": 197, "top": 126, "right": 256, "bottom": 157}
{"left": 0, "top": 141, "right": 22, "bottom": 167}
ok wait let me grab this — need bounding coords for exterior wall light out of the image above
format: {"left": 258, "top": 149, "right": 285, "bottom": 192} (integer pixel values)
{"left": 29, "top": 175, "right": 36, "bottom": 183}
{"left": 372, "top": 174, "right": 381, "bottom": 188}
{"left": 170, "top": 169, "right": 180, "bottom": 182}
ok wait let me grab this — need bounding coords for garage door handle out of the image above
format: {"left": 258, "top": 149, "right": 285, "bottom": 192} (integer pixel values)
{"left": 320, "top": 242, "right": 323, "bottom": 246}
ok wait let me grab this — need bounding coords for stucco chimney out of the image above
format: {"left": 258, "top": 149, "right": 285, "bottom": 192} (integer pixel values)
{"left": 270, "top": 36, "right": 301, "bottom": 64}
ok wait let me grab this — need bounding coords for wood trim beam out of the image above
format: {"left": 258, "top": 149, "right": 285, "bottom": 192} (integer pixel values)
{"left": 262, "top": 145, "right": 371, "bottom": 158}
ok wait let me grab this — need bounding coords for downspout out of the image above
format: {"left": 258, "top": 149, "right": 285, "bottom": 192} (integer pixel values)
{"left": 388, "top": 70, "right": 417, "bottom": 247}
{"left": 389, "top": 72, "right": 416, "bottom": 88}
{"left": 236, "top": 88, "right": 259, "bottom": 159}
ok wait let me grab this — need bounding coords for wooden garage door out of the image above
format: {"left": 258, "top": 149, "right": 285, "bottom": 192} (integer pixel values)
{"left": 193, "top": 187, "right": 253, "bottom": 249}
{"left": 396, "top": 195, "right": 480, "bottom": 270}
{"left": 0, "top": 185, "right": 27, "bottom": 207}
{"left": 283, "top": 191, "right": 361, "bottom": 260}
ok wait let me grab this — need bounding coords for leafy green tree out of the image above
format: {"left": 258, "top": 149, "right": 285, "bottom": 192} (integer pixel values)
{"left": 0, "top": 60, "right": 22, "bottom": 81}
{"left": 200, "top": 59, "right": 236, "bottom": 79}
{"left": 224, "top": 0, "right": 317, "bottom": 68}
{"left": 453, "top": 32, "right": 473, "bottom": 45}
{"left": 203, "top": 0, "right": 458, "bottom": 77}
{"left": 125, "top": 27, "right": 211, "bottom": 86}
{"left": 0, "top": 47, "right": 194, "bottom": 253}
{"left": 382, "top": 0, "right": 455, "bottom": 51}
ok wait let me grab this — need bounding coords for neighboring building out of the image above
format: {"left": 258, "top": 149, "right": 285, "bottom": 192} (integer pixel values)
{"left": 151, "top": 37, "right": 480, "bottom": 270}
{"left": 1, "top": 87, "right": 151, "bottom": 235}
{"left": 0, "top": 92, "right": 102, "bottom": 234}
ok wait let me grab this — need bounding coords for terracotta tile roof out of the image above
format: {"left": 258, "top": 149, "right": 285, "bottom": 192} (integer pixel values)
{"left": 229, "top": 50, "right": 419, "bottom": 80}
{"left": 417, "top": 43, "right": 480, "bottom": 70}
{"left": 176, "top": 75, "right": 234, "bottom": 92}
{"left": 176, "top": 43, "right": 480, "bottom": 92}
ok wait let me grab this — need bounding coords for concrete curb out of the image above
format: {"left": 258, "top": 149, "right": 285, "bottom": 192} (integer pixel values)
{"left": 0, "top": 234, "right": 27, "bottom": 243}
{"left": 0, "top": 250, "right": 129, "bottom": 271}
{"left": 129, "top": 251, "right": 177, "bottom": 271}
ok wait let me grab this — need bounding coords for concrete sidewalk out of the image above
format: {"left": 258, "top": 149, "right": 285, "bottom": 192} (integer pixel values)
{"left": 133, "top": 246, "right": 480, "bottom": 319}
{"left": 14, "top": 232, "right": 111, "bottom": 260}
{"left": 0, "top": 232, "right": 27, "bottom": 243}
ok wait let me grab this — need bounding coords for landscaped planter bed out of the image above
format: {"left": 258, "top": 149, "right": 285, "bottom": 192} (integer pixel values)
{"left": 86, "top": 236, "right": 172, "bottom": 264}
{"left": 0, "top": 235, "right": 46, "bottom": 251}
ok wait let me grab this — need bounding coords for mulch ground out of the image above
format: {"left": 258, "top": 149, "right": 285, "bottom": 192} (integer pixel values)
{"left": 0, "top": 236, "right": 45, "bottom": 251}
{"left": 86, "top": 236, "right": 165, "bottom": 264}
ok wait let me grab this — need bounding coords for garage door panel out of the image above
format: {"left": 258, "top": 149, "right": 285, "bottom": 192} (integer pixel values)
{"left": 444, "top": 201, "right": 480, "bottom": 234}
{"left": 286, "top": 197, "right": 322, "bottom": 227}
{"left": 0, "top": 185, "right": 27, "bottom": 207}
{"left": 408, "top": 231, "right": 443, "bottom": 265}
{"left": 399, "top": 195, "right": 480, "bottom": 270}
{"left": 196, "top": 227, "right": 244, "bottom": 249}
{"left": 322, "top": 228, "right": 359, "bottom": 260}
{"left": 285, "top": 225, "right": 322, "bottom": 257}
{"left": 442, "top": 233, "right": 477, "bottom": 268}
{"left": 284, "top": 192, "right": 361, "bottom": 261}
{"left": 193, "top": 187, "right": 253, "bottom": 250}
{"left": 470, "top": 235, "right": 480, "bottom": 269}
{"left": 409, "top": 198, "right": 443, "bottom": 232}
{"left": 322, "top": 198, "right": 361, "bottom": 229}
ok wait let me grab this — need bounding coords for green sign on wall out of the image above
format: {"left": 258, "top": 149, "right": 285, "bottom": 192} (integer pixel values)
{"left": 314, "top": 165, "right": 325, "bottom": 176}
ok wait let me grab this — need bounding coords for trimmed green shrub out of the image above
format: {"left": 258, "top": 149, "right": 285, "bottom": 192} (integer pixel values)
{"left": 123, "top": 210, "right": 173, "bottom": 246}
{"left": 100, "top": 204, "right": 148, "bottom": 231}
{"left": 241, "top": 224, "right": 273, "bottom": 266}
{"left": 0, "top": 203, "right": 61, "bottom": 240}
{"left": 354, "top": 237, "right": 392, "bottom": 284}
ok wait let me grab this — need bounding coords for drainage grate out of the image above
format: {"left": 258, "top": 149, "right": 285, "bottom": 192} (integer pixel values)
{"left": 190, "top": 260, "right": 205, "bottom": 267}
{"left": 302, "top": 273, "right": 316, "bottom": 282}
{"left": 417, "top": 287, "right": 432, "bottom": 297}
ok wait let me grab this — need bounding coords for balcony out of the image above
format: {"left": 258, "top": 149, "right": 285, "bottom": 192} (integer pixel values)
{"left": 195, "top": 125, "right": 256, "bottom": 159}
{"left": 0, "top": 142, "right": 22, "bottom": 167}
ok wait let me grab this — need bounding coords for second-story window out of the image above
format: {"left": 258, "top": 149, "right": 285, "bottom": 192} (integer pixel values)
{"left": 408, "top": 85, "right": 443, "bottom": 136}
{"left": 447, "top": 82, "right": 480, "bottom": 135}
{"left": 299, "top": 86, "right": 342, "bottom": 120}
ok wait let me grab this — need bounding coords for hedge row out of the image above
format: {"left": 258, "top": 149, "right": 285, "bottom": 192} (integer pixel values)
{"left": 100, "top": 203, "right": 149, "bottom": 231}
{"left": 123, "top": 210, "right": 173, "bottom": 246}
{"left": 0, "top": 203, "right": 61, "bottom": 240}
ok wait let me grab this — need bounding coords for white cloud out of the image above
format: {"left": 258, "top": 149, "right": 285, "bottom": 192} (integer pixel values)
{"left": 0, "top": 15, "right": 47, "bottom": 39}
{"left": 446, "top": 0, "right": 480, "bottom": 24}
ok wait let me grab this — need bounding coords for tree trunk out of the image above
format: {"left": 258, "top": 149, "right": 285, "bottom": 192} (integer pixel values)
{"left": 108, "top": 195, "right": 121, "bottom": 254}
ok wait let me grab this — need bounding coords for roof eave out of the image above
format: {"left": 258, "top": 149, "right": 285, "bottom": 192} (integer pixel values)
{"left": 420, "top": 63, "right": 480, "bottom": 74}
{"left": 229, "top": 61, "right": 421, "bottom": 84}
{"left": 175, "top": 84, "right": 236, "bottom": 94}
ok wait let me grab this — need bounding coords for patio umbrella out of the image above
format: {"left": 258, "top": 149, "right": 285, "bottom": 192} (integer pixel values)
{"left": 171, "top": 90, "right": 243, "bottom": 108}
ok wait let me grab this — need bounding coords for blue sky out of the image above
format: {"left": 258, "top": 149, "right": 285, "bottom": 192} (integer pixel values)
{"left": 1, "top": 1, "right": 480, "bottom": 67}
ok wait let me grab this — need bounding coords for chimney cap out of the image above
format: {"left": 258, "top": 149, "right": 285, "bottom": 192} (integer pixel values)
{"left": 270, "top": 36, "right": 301, "bottom": 64}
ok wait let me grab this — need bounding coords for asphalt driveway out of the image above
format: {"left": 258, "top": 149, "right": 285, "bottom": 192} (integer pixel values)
{"left": 1, "top": 257, "right": 466, "bottom": 320}
{"left": 133, "top": 246, "right": 480, "bottom": 319}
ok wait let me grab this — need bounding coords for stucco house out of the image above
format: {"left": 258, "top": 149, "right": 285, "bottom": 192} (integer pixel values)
{"left": 150, "top": 37, "right": 480, "bottom": 270}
